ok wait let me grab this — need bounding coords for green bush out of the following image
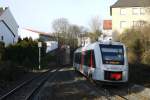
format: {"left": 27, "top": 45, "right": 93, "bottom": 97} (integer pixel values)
{"left": 5, "top": 38, "right": 47, "bottom": 69}
{"left": 119, "top": 25, "right": 150, "bottom": 65}
{"left": 127, "top": 52, "right": 137, "bottom": 64}
{"left": 41, "top": 52, "right": 57, "bottom": 68}
{"left": 0, "top": 38, "right": 48, "bottom": 81}
{"left": 0, "top": 41, "right": 5, "bottom": 62}
{"left": 0, "top": 61, "right": 27, "bottom": 81}
{"left": 142, "top": 50, "right": 150, "bottom": 65}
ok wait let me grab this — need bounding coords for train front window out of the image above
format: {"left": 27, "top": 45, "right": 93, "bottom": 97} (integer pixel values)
{"left": 100, "top": 44, "right": 124, "bottom": 65}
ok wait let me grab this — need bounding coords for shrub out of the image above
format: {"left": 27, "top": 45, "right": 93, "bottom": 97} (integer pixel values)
{"left": 119, "top": 25, "right": 150, "bottom": 65}
{"left": 127, "top": 52, "right": 137, "bottom": 64}
{"left": 0, "top": 61, "right": 16, "bottom": 81}
{"left": 0, "top": 41, "right": 5, "bottom": 62}
{"left": 5, "top": 38, "right": 47, "bottom": 69}
{"left": 41, "top": 52, "right": 57, "bottom": 68}
{"left": 142, "top": 50, "right": 150, "bottom": 65}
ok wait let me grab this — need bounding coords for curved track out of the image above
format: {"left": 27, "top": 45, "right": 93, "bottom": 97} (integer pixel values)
{"left": 93, "top": 81, "right": 129, "bottom": 100}
{"left": 77, "top": 70, "right": 130, "bottom": 100}
{"left": 0, "top": 66, "right": 63, "bottom": 100}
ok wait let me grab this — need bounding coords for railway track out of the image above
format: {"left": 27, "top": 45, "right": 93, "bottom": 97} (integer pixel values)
{"left": 76, "top": 70, "right": 130, "bottom": 100}
{"left": 92, "top": 80, "right": 150, "bottom": 100}
{"left": 102, "top": 86, "right": 129, "bottom": 100}
{"left": 0, "top": 66, "right": 63, "bottom": 100}
{"left": 93, "top": 81, "right": 129, "bottom": 100}
{"left": 2, "top": 66, "right": 148, "bottom": 100}
{"left": 74, "top": 68, "right": 150, "bottom": 100}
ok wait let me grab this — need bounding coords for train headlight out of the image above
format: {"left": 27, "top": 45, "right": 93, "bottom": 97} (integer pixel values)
{"left": 110, "top": 73, "right": 122, "bottom": 80}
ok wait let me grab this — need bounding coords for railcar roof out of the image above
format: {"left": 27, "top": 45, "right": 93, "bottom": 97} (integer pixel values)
{"left": 74, "top": 41, "right": 124, "bottom": 53}
{"left": 99, "top": 41, "right": 124, "bottom": 45}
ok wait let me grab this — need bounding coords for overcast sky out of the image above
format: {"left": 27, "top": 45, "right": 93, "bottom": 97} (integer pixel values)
{"left": 0, "top": 0, "right": 117, "bottom": 32}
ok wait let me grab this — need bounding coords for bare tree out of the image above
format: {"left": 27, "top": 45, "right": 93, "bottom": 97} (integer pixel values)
{"left": 52, "top": 18, "right": 70, "bottom": 44}
{"left": 67, "top": 25, "right": 83, "bottom": 48}
{"left": 89, "top": 16, "right": 101, "bottom": 33}
{"left": 79, "top": 26, "right": 89, "bottom": 34}
{"left": 68, "top": 24, "right": 81, "bottom": 38}
{"left": 52, "top": 18, "right": 84, "bottom": 48}
{"left": 89, "top": 16, "right": 102, "bottom": 42}
{"left": 52, "top": 18, "right": 69, "bottom": 35}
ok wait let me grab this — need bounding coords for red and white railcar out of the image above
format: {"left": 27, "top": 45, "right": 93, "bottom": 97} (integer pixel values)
{"left": 73, "top": 41, "right": 128, "bottom": 84}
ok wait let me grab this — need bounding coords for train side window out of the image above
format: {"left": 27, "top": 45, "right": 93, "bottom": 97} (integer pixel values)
{"left": 91, "top": 50, "right": 96, "bottom": 68}
{"left": 75, "top": 52, "right": 82, "bottom": 64}
{"left": 83, "top": 50, "right": 96, "bottom": 68}
{"left": 83, "top": 52, "right": 85, "bottom": 65}
{"left": 87, "top": 51, "right": 91, "bottom": 66}
{"left": 74, "top": 53, "right": 79, "bottom": 64}
{"left": 74, "top": 53, "right": 76, "bottom": 63}
{"left": 83, "top": 51, "right": 86, "bottom": 65}
{"left": 83, "top": 50, "right": 90, "bottom": 66}
{"left": 79, "top": 53, "right": 81, "bottom": 64}
{"left": 81, "top": 50, "right": 96, "bottom": 68}
{"left": 74, "top": 50, "right": 95, "bottom": 67}
{"left": 1, "top": 36, "right": 3, "bottom": 40}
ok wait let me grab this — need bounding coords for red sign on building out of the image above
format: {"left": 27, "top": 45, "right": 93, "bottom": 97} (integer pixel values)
{"left": 103, "top": 20, "right": 112, "bottom": 30}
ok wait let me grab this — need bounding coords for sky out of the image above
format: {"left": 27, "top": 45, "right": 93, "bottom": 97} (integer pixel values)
{"left": 0, "top": 0, "right": 117, "bottom": 32}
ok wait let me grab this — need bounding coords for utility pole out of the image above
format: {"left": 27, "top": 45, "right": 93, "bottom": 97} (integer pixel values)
{"left": 38, "top": 42, "right": 42, "bottom": 70}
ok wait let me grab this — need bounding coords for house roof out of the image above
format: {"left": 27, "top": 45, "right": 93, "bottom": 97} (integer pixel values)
{"left": 111, "top": 0, "right": 150, "bottom": 8}
{"left": 24, "top": 28, "right": 56, "bottom": 38}
{"left": 24, "top": 28, "right": 51, "bottom": 35}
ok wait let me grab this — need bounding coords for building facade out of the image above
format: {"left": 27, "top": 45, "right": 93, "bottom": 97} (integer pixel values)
{"left": 0, "top": 7, "right": 18, "bottom": 46}
{"left": 110, "top": 0, "right": 150, "bottom": 33}
{"left": 77, "top": 33, "right": 91, "bottom": 46}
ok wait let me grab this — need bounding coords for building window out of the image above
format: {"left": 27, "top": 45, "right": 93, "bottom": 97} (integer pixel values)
{"left": 132, "top": 8, "right": 140, "bottom": 15}
{"left": 13, "top": 39, "right": 15, "bottom": 43}
{"left": 1, "top": 36, "right": 3, "bottom": 41}
{"left": 120, "top": 21, "right": 127, "bottom": 28}
{"left": 120, "top": 8, "right": 126, "bottom": 15}
{"left": 133, "top": 20, "right": 146, "bottom": 27}
{"left": 140, "top": 8, "right": 145, "bottom": 15}
{"left": 133, "top": 21, "right": 139, "bottom": 27}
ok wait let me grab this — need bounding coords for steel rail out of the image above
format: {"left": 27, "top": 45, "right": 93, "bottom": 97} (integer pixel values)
{"left": 93, "top": 81, "right": 129, "bottom": 100}
{"left": 76, "top": 70, "right": 129, "bottom": 100}
{"left": 0, "top": 64, "right": 68, "bottom": 100}
{"left": 0, "top": 71, "right": 48, "bottom": 100}
{"left": 25, "top": 67, "right": 61, "bottom": 100}
{"left": 0, "top": 68, "right": 56, "bottom": 100}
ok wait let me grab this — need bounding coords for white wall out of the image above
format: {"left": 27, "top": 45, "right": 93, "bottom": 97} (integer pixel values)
{"left": 112, "top": 7, "right": 150, "bottom": 33}
{"left": 46, "top": 41, "right": 58, "bottom": 52}
{"left": 0, "top": 7, "right": 18, "bottom": 45}
{"left": 102, "top": 30, "right": 112, "bottom": 36}
{"left": 18, "top": 29, "right": 58, "bottom": 52}
{"left": 18, "top": 29, "right": 40, "bottom": 40}
{"left": 0, "top": 8, "right": 18, "bottom": 41}
{"left": 0, "top": 21, "right": 15, "bottom": 46}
